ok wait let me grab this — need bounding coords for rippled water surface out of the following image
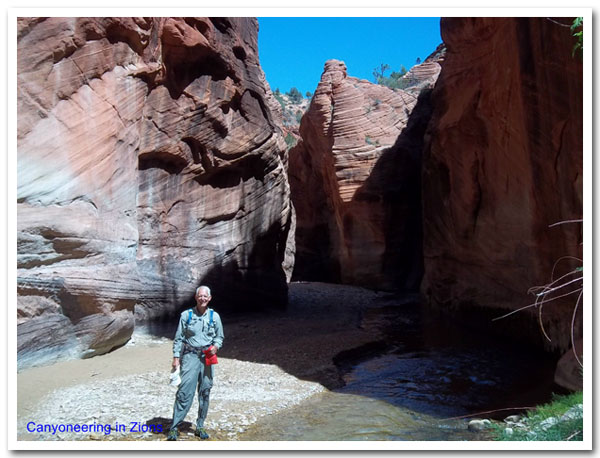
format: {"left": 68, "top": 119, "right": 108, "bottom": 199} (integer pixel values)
{"left": 239, "top": 390, "right": 483, "bottom": 441}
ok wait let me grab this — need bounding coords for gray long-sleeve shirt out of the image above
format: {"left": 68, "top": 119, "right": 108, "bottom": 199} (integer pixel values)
{"left": 173, "top": 307, "right": 224, "bottom": 358}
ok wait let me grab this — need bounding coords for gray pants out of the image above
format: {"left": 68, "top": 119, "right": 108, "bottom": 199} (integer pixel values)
{"left": 171, "top": 350, "right": 214, "bottom": 430}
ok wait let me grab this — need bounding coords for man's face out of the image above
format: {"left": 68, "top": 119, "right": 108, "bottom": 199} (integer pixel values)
{"left": 196, "top": 289, "right": 211, "bottom": 305}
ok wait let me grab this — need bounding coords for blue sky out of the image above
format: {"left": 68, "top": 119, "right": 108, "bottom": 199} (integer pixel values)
{"left": 257, "top": 17, "right": 442, "bottom": 96}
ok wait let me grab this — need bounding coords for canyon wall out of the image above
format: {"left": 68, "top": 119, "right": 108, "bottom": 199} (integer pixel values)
{"left": 422, "top": 17, "right": 583, "bottom": 353}
{"left": 17, "top": 17, "right": 293, "bottom": 368}
{"left": 289, "top": 55, "right": 442, "bottom": 289}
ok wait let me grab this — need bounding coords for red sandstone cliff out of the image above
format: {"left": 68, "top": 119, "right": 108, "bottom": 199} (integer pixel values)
{"left": 17, "top": 17, "right": 293, "bottom": 367}
{"left": 290, "top": 55, "right": 442, "bottom": 289}
{"left": 422, "top": 17, "right": 583, "bottom": 353}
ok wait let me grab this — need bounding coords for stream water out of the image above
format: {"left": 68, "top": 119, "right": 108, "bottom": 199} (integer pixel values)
{"left": 238, "top": 301, "right": 559, "bottom": 441}
{"left": 133, "top": 288, "right": 560, "bottom": 442}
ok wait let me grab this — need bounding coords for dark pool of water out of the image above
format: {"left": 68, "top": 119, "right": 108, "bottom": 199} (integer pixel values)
{"left": 239, "top": 300, "right": 560, "bottom": 441}
{"left": 343, "top": 303, "right": 559, "bottom": 418}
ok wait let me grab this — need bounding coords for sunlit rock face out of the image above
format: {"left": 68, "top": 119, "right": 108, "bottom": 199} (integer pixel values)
{"left": 422, "top": 17, "right": 583, "bottom": 352}
{"left": 17, "top": 17, "right": 293, "bottom": 368}
{"left": 290, "top": 55, "right": 442, "bottom": 289}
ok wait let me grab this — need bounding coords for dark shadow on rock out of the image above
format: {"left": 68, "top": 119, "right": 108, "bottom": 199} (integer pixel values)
{"left": 350, "top": 88, "right": 435, "bottom": 292}
{"left": 134, "top": 210, "right": 292, "bottom": 339}
{"left": 288, "top": 140, "right": 341, "bottom": 284}
{"left": 290, "top": 86, "right": 434, "bottom": 292}
{"left": 200, "top": 221, "right": 289, "bottom": 315}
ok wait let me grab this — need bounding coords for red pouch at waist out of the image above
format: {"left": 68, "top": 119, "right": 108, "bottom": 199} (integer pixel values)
{"left": 202, "top": 346, "right": 218, "bottom": 365}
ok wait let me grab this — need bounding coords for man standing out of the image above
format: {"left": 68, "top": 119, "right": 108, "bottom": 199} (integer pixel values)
{"left": 168, "top": 285, "right": 224, "bottom": 441}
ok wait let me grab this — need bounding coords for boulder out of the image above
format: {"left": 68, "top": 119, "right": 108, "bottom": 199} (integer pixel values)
{"left": 468, "top": 419, "right": 491, "bottom": 432}
{"left": 554, "top": 339, "right": 583, "bottom": 391}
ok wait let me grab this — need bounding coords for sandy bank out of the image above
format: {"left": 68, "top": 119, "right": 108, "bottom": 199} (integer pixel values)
{"left": 17, "top": 283, "right": 396, "bottom": 441}
{"left": 18, "top": 349, "right": 325, "bottom": 441}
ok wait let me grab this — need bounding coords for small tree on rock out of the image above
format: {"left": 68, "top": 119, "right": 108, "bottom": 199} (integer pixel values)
{"left": 287, "top": 87, "right": 303, "bottom": 104}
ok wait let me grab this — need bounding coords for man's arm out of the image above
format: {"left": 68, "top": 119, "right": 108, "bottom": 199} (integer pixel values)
{"left": 172, "top": 313, "right": 185, "bottom": 368}
{"left": 210, "top": 313, "right": 224, "bottom": 354}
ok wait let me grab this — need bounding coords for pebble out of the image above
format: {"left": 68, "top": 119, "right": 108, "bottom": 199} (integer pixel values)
{"left": 467, "top": 419, "right": 491, "bottom": 432}
{"left": 539, "top": 417, "right": 558, "bottom": 430}
{"left": 504, "top": 427, "right": 513, "bottom": 436}
{"left": 503, "top": 415, "right": 522, "bottom": 423}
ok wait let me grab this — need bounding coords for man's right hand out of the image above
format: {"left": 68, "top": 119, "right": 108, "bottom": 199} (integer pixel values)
{"left": 172, "top": 357, "right": 180, "bottom": 369}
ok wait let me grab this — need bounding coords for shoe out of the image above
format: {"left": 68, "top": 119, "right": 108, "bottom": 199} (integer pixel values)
{"left": 195, "top": 427, "right": 209, "bottom": 440}
{"left": 167, "top": 428, "right": 178, "bottom": 441}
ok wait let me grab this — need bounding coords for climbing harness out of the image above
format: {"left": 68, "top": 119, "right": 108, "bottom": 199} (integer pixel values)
{"left": 182, "top": 308, "right": 216, "bottom": 359}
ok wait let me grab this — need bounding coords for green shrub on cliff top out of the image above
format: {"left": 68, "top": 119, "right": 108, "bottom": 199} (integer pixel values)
{"left": 372, "top": 63, "right": 414, "bottom": 90}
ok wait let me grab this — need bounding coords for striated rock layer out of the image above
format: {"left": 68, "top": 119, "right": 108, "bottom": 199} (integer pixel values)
{"left": 422, "top": 17, "right": 583, "bottom": 353}
{"left": 290, "top": 55, "right": 442, "bottom": 289}
{"left": 17, "top": 17, "right": 293, "bottom": 368}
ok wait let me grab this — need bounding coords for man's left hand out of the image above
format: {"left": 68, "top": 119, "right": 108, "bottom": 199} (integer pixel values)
{"left": 208, "top": 345, "right": 218, "bottom": 356}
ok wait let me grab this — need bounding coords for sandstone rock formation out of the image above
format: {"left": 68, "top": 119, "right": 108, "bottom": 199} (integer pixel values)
{"left": 17, "top": 17, "right": 293, "bottom": 368}
{"left": 289, "top": 55, "right": 442, "bottom": 289}
{"left": 422, "top": 17, "right": 583, "bottom": 352}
